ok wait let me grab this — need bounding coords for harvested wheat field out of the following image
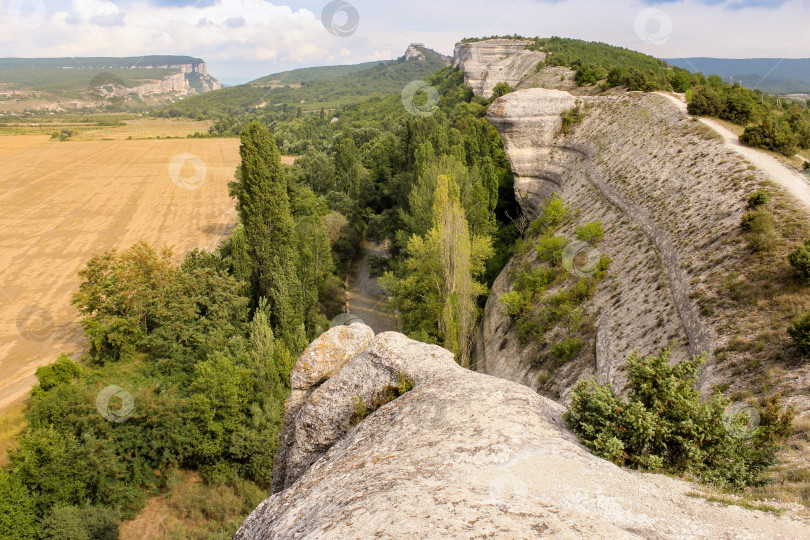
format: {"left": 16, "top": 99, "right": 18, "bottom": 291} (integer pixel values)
{"left": 75, "top": 118, "right": 213, "bottom": 141}
{"left": 0, "top": 137, "right": 242, "bottom": 410}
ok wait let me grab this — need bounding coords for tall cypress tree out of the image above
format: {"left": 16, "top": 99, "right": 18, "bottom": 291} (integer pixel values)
{"left": 230, "top": 122, "right": 304, "bottom": 347}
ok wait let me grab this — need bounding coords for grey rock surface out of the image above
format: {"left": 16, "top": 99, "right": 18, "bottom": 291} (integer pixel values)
{"left": 453, "top": 39, "right": 546, "bottom": 98}
{"left": 270, "top": 322, "right": 374, "bottom": 491}
{"left": 237, "top": 326, "right": 810, "bottom": 539}
{"left": 486, "top": 88, "right": 577, "bottom": 218}
{"left": 475, "top": 91, "right": 760, "bottom": 400}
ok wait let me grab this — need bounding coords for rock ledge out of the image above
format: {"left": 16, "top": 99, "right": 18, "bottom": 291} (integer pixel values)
{"left": 236, "top": 325, "right": 809, "bottom": 539}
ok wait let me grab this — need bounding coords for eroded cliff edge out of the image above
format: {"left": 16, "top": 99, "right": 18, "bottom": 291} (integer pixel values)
{"left": 453, "top": 39, "right": 545, "bottom": 98}
{"left": 473, "top": 83, "right": 810, "bottom": 410}
{"left": 236, "top": 324, "right": 809, "bottom": 538}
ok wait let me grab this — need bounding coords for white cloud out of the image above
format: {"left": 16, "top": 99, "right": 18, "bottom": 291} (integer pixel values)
{"left": 72, "top": 0, "right": 120, "bottom": 19}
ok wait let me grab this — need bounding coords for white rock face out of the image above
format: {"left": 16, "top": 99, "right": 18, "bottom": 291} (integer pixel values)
{"left": 453, "top": 39, "right": 546, "bottom": 98}
{"left": 486, "top": 88, "right": 577, "bottom": 216}
{"left": 404, "top": 43, "right": 426, "bottom": 61}
{"left": 236, "top": 326, "right": 809, "bottom": 539}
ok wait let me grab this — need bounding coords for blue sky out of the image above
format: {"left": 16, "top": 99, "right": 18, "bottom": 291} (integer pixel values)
{"left": 1, "top": 0, "right": 808, "bottom": 84}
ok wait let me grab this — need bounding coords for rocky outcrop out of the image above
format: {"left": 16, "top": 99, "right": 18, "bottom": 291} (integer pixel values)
{"left": 486, "top": 88, "right": 577, "bottom": 217}
{"left": 404, "top": 43, "right": 427, "bottom": 61}
{"left": 453, "top": 39, "right": 546, "bottom": 98}
{"left": 237, "top": 325, "right": 809, "bottom": 539}
{"left": 403, "top": 43, "right": 452, "bottom": 65}
{"left": 475, "top": 89, "right": 789, "bottom": 401}
{"left": 87, "top": 60, "right": 220, "bottom": 100}
{"left": 270, "top": 322, "right": 375, "bottom": 491}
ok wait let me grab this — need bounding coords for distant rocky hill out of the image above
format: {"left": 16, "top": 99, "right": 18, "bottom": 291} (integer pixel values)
{"left": 164, "top": 44, "right": 451, "bottom": 117}
{"left": 236, "top": 324, "right": 810, "bottom": 538}
{"left": 0, "top": 55, "right": 221, "bottom": 113}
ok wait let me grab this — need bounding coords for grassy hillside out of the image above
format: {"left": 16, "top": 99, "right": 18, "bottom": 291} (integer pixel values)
{"left": 0, "top": 66, "right": 180, "bottom": 95}
{"left": 162, "top": 48, "right": 449, "bottom": 118}
{"left": 665, "top": 58, "right": 810, "bottom": 94}
{"left": 252, "top": 61, "right": 384, "bottom": 86}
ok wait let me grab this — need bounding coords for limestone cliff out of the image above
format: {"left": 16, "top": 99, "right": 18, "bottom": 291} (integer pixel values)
{"left": 91, "top": 62, "right": 221, "bottom": 100}
{"left": 236, "top": 324, "right": 809, "bottom": 538}
{"left": 474, "top": 86, "right": 810, "bottom": 418}
{"left": 486, "top": 88, "right": 577, "bottom": 214}
{"left": 452, "top": 39, "right": 545, "bottom": 98}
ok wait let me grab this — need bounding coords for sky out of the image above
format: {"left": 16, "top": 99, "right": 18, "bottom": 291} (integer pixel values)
{"left": 0, "top": 0, "right": 808, "bottom": 85}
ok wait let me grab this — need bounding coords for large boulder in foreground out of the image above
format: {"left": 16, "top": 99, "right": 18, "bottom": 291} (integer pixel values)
{"left": 236, "top": 326, "right": 809, "bottom": 539}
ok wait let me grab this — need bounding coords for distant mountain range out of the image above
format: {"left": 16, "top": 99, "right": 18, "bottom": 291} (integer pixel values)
{"left": 664, "top": 57, "right": 810, "bottom": 94}
{"left": 165, "top": 44, "right": 451, "bottom": 116}
{"left": 0, "top": 55, "right": 221, "bottom": 113}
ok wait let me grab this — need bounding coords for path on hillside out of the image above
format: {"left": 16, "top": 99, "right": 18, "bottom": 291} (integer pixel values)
{"left": 655, "top": 92, "right": 810, "bottom": 209}
{"left": 345, "top": 242, "right": 397, "bottom": 334}
{"left": 557, "top": 142, "right": 714, "bottom": 368}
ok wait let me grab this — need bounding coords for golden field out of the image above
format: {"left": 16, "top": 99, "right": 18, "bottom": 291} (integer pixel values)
{"left": 0, "top": 116, "right": 212, "bottom": 140}
{"left": 0, "top": 133, "right": 242, "bottom": 410}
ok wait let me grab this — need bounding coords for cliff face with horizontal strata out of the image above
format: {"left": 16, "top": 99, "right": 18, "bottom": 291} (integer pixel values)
{"left": 93, "top": 62, "right": 221, "bottom": 100}
{"left": 474, "top": 85, "right": 810, "bottom": 422}
{"left": 452, "top": 39, "right": 545, "bottom": 98}
{"left": 236, "top": 324, "right": 810, "bottom": 538}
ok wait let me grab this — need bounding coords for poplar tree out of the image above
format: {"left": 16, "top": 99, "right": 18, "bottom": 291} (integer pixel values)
{"left": 433, "top": 174, "right": 491, "bottom": 367}
{"left": 381, "top": 174, "right": 492, "bottom": 367}
{"left": 230, "top": 121, "right": 304, "bottom": 347}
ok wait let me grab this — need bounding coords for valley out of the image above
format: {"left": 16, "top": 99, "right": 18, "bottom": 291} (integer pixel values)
{"left": 1, "top": 24, "right": 810, "bottom": 539}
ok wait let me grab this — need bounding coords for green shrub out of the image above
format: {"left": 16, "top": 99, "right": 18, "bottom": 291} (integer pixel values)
{"left": 561, "top": 104, "right": 583, "bottom": 134}
{"left": 788, "top": 310, "right": 810, "bottom": 355}
{"left": 33, "top": 355, "right": 81, "bottom": 394}
{"left": 746, "top": 189, "right": 770, "bottom": 208}
{"left": 39, "top": 504, "right": 119, "bottom": 540}
{"left": 741, "top": 209, "right": 777, "bottom": 251}
{"left": 740, "top": 115, "right": 799, "bottom": 156}
{"left": 687, "top": 86, "right": 725, "bottom": 117}
{"left": 535, "top": 234, "right": 568, "bottom": 264}
{"left": 551, "top": 337, "right": 585, "bottom": 364}
{"left": 564, "top": 349, "right": 795, "bottom": 489}
{"left": 788, "top": 240, "right": 810, "bottom": 282}
{"left": 527, "top": 195, "right": 568, "bottom": 237}
{"left": 804, "top": 161, "right": 810, "bottom": 171}
{"left": 499, "top": 290, "right": 530, "bottom": 317}
{"left": 575, "top": 66, "right": 599, "bottom": 86}
{"left": 719, "top": 88, "right": 756, "bottom": 125}
{"left": 574, "top": 221, "right": 604, "bottom": 243}
{"left": 491, "top": 82, "right": 513, "bottom": 100}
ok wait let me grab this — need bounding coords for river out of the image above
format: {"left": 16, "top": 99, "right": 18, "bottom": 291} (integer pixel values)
{"left": 345, "top": 241, "right": 397, "bottom": 334}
